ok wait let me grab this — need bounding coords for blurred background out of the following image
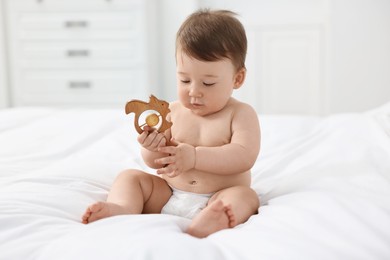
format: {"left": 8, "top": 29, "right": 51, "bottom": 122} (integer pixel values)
{"left": 0, "top": 0, "right": 389, "bottom": 115}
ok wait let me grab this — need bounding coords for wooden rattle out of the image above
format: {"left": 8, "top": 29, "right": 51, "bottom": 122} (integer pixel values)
{"left": 125, "top": 95, "right": 172, "bottom": 134}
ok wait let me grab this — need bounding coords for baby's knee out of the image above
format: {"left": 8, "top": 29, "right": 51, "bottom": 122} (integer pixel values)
{"left": 251, "top": 190, "right": 260, "bottom": 209}
{"left": 240, "top": 187, "right": 260, "bottom": 210}
{"left": 213, "top": 186, "right": 260, "bottom": 209}
{"left": 116, "top": 169, "right": 147, "bottom": 181}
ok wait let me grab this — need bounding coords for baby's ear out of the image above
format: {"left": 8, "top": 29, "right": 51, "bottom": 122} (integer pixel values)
{"left": 233, "top": 68, "right": 246, "bottom": 89}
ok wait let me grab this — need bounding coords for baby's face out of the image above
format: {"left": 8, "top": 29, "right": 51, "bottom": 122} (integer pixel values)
{"left": 176, "top": 49, "right": 241, "bottom": 116}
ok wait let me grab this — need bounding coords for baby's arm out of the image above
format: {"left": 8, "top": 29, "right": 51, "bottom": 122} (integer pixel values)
{"left": 196, "top": 104, "right": 260, "bottom": 174}
{"left": 157, "top": 103, "right": 260, "bottom": 175}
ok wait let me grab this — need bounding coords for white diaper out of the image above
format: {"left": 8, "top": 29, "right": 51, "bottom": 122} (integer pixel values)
{"left": 161, "top": 187, "right": 214, "bottom": 219}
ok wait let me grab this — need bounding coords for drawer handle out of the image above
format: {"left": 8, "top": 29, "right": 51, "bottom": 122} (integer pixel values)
{"left": 64, "top": 21, "right": 89, "bottom": 28}
{"left": 66, "top": 50, "right": 90, "bottom": 57}
{"left": 68, "top": 81, "right": 91, "bottom": 89}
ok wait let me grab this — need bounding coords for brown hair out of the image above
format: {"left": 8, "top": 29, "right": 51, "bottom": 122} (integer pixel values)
{"left": 176, "top": 9, "right": 247, "bottom": 71}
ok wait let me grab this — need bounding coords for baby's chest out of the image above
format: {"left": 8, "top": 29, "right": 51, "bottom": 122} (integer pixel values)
{"left": 172, "top": 118, "right": 232, "bottom": 146}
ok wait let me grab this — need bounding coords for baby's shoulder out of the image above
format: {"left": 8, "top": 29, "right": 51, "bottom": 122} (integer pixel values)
{"left": 228, "top": 98, "right": 257, "bottom": 115}
{"left": 168, "top": 101, "right": 189, "bottom": 120}
{"left": 169, "top": 100, "right": 181, "bottom": 111}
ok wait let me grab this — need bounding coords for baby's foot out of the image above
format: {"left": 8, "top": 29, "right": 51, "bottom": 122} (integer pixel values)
{"left": 82, "top": 201, "right": 117, "bottom": 224}
{"left": 186, "top": 199, "right": 236, "bottom": 238}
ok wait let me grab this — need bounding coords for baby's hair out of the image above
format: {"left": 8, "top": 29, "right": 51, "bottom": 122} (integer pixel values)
{"left": 176, "top": 9, "right": 247, "bottom": 71}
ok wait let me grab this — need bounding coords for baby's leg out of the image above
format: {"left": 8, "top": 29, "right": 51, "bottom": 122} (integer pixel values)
{"left": 186, "top": 186, "right": 259, "bottom": 238}
{"left": 82, "top": 169, "right": 171, "bottom": 224}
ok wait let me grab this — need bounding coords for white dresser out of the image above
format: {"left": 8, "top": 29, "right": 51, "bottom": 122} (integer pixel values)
{"left": 0, "top": 0, "right": 8, "bottom": 108}
{"left": 4, "top": 0, "right": 150, "bottom": 107}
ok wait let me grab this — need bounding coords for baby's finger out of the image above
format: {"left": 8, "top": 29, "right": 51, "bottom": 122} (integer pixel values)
{"left": 169, "top": 138, "right": 179, "bottom": 147}
{"left": 155, "top": 155, "right": 175, "bottom": 165}
{"left": 156, "top": 166, "right": 170, "bottom": 175}
{"left": 142, "top": 125, "right": 156, "bottom": 132}
{"left": 158, "top": 146, "right": 176, "bottom": 154}
{"left": 149, "top": 133, "right": 163, "bottom": 148}
{"left": 144, "top": 131, "right": 158, "bottom": 147}
{"left": 157, "top": 165, "right": 178, "bottom": 177}
{"left": 157, "top": 136, "right": 167, "bottom": 147}
{"left": 137, "top": 130, "right": 148, "bottom": 144}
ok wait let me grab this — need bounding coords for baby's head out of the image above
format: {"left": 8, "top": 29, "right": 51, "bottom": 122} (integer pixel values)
{"left": 176, "top": 9, "right": 247, "bottom": 72}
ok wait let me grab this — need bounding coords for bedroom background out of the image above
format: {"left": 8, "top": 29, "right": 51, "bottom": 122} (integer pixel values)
{"left": 0, "top": 0, "right": 389, "bottom": 115}
{"left": 1, "top": 2, "right": 390, "bottom": 258}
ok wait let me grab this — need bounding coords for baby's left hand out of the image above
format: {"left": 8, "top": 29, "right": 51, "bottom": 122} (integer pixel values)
{"left": 155, "top": 138, "right": 196, "bottom": 177}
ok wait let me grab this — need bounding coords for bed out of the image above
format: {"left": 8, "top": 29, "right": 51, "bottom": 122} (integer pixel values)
{"left": 1, "top": 102, "right": 390, "bottom": 260}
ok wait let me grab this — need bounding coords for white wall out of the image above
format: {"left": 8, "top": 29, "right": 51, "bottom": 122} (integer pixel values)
{"left": 328, "top": 0, "right": 390, "bottom": 113}
{"left": 157, "top": 0, "right": 198, "bottom": 102}
{"left": 0, "top": 0, "right": 9, "bottom": 108}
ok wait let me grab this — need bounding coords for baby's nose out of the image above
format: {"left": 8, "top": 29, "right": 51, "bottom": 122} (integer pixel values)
{"left": 189, "top": 85, "right": 202, "bottom": 97}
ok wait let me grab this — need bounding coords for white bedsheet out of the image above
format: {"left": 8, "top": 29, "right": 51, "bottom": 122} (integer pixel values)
{"left": 1, "top": 103, "right": 390, "bottom": 260}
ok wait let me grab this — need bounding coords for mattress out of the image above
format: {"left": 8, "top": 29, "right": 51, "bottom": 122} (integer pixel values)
{"left": 1, "top": 102, "right": 390, "bottom": 260}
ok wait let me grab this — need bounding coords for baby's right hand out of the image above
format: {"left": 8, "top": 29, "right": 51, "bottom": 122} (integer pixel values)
{"left": 137, "top": 126, "right": 167, "bottom": 152}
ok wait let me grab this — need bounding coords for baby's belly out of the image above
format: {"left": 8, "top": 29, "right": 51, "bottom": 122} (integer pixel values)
{"left": 162, "top": 170, "right": 251, "bottom": 194}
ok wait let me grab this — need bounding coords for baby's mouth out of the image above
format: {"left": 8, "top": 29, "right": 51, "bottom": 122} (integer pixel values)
{"left": 191, "top": 103, "right": 203, "bottom": 108}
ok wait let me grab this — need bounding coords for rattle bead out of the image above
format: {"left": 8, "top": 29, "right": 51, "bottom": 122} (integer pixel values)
{"left": 146, "top": 113, "right": 159, "bottom": 127}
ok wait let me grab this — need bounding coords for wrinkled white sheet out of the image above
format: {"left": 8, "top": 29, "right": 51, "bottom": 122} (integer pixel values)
{"left": 1, "top": 103, "right": 390, "bottom": 260}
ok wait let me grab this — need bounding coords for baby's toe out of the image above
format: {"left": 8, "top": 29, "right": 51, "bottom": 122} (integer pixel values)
{"left": 89, "top": 201, "right": 105, "bottom": 213}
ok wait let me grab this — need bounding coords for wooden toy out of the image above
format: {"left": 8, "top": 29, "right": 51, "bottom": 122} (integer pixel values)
{"left": 125, "top": 95, "right": 172, "bottom": 134}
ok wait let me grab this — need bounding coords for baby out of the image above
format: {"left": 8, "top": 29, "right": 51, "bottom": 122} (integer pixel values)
{"left": 82, "top": 9, "right": 261, "bottom": 238}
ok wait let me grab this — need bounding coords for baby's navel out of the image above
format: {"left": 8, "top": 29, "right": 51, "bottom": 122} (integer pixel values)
{"left": 189, "top": 180, "right": 197, "bottom": 185}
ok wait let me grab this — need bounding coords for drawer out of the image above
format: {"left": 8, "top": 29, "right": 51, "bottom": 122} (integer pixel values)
{"left": 19, "top": 58, "right": 143, "bottom": 70}
{"left": 20, "top": 41, "right": 144, "bottom": 64}
{"left": 7, "top": 0, "right": 143, "bottom": 12}
{"left": 20, "top": 12, "right": 139, "bottom": 31}
{"left": 17, "top": 12, "right": 143, "bottom": 40}
{"left": 21, "top": 70, "right": 148, "bottom": 95}
{"left": 18, "top": 43, "right": 145, "bottom": 69}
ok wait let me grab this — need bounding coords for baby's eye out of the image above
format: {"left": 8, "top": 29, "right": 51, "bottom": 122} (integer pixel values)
{"left": 203, "top": 82, "right": 215, "bottom": 87}
{"left": 181, "top": 80, "right": 190, "bottom": 84}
